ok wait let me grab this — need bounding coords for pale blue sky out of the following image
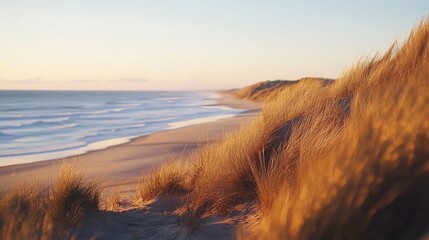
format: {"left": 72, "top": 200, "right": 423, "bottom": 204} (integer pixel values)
{"left": 0, "top": 0, "right": 428, "bottom": 90}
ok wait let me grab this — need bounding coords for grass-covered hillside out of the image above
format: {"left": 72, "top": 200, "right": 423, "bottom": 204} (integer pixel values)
{"left": 139, "top": 18, "right": 429, "bottom": 239}
{"left": 228, "top": 78, "right": 333, "bottom": 102}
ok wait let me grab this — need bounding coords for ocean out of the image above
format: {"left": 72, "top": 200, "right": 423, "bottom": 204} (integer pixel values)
{"left": 0, "top": 90, "right": 241, "bottom": 166}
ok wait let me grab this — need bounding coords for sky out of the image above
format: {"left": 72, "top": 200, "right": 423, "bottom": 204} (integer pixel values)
{"left": 0, "top": 1, "right": 428, "bottom": 91}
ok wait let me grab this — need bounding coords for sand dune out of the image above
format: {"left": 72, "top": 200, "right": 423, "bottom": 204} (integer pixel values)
{"left": 227, "top": 78, "right": 333, "bottom": 101}
{"left": 73, "top": 197, "right": 240, "bottom": 239}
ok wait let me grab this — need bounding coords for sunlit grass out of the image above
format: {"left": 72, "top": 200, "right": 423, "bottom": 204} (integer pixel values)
{"left": 138, "top": 17, "right": 429, "bottom": 239}
{"left": 0, "top": 161, "right": 101, "bottom": 240}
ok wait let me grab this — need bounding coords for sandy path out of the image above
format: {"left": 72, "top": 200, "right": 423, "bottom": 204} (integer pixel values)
{"left": 74, "top": 197, "right": 241, "bottom": 239}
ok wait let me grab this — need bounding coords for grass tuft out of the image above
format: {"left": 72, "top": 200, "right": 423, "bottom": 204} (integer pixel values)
{"left": 0, "top": 182, "right": 46, "bottom": 240}
{"left": 0, "top": 161, "right": 101, "bottom": 239}
{"left": 179, "top": 202, "right": 209, "bottom": 234}
{"left": 105, "top": 183, "right": 124, "bottom": 211}
{"left": 137, "top": 160, "right": 188, "bottom": 203}
{"left": 49, "top": 162, "right": 101, "bottom": 227}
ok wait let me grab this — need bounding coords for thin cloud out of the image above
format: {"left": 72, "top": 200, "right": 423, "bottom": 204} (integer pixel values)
{"left": 0, "top": 79, "right": 41, "bottom": 84}
{"left": 109, "top": 78, "right": 149, "bottom": 83}
{"left": 67, "top": 79, "right": 94, "bottom": 84}
{"left": 66, "top": 79, "right": 150, "bottom": 84}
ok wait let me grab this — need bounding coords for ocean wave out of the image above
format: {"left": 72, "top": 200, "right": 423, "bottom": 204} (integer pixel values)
{"left": 112, "top": 108, "right": 127, "bottom": 112}
{"left": 154, "top": 97, "right": 178, "bottom": 101}
{"left": 49, "top": 107, "right": 138, "bottom": 118}
{"left": 142, "top": 117, "right": 179, "bottom": 124}
{"left": 43, "top": 117, "right": 70, "bottom": 123}
{"left": 90, "top": 110, "right": 110, "bottom": 114}
{"left": 62, "top": 123, "right": 78, "bottom": 128}
{"left": 115, "top": 105, "right": 141, "bottom": 111}
{"left": 105, "top": 101, "right": 120, "bottom": 105}
{"left": 118, "top": 103, "right": 142, "bottom": 107}
{"left": 0, "top": 114, "right": 24, "bottom": 119}
{"left": 119, "top": 123, "right": 146, "bottom": 130}
{"left": 0, "top": 141, "right": 87, "bottom": 157}
{"left": 2, "top": 123, "right": 79, "bottom": 134}
{"left": 0, "top": 117, "right": 71, "bottom": 129}
{"left": 49, "top": 112, "right": 75, "bottom": 116}
{"left": 63, "top": 106, "right": 81, "bottom": 109}
{"left": 157, "top": 117, "right": 179, "bottom": 121}
{"left": 49, "top": 109, "right": 112, "bottom": 116}
{"left": 78, "top": 115, "right": 127, "bottom": 120}
{"left": 78, "top": 109, "right": 142, "bottom": 120}
{"left": 0, "top": 131, "right": 16, "bottom": 141}
{"left": 104, "top": 123, "right": 147, "bottom": 134}
{"left": 77, "top": 132, "right": 102, "bottom": 141}
{"left": 25, "top": 117, "right": 70, "bottom": 126}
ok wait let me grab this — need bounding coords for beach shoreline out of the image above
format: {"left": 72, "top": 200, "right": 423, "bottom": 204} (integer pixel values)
{"left": 0, "top": 93, "right": 259, "bottom": 191}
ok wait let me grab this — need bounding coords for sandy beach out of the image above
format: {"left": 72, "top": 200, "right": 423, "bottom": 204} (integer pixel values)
{"left": 0, "top": 93, "right": 260, "bottom": 239}
{"left": 0, "top": 94, "right": 259, "bottom": 191}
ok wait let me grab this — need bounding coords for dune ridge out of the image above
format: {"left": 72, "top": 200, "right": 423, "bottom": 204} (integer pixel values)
{"left": 227, "top": 78, "right": 334, "bottom": 102}
{"left": 136, "top": 18, "right": 429, "bottom": 239}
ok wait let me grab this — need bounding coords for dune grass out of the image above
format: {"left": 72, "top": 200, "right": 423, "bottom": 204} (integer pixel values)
{"left": 244, "top": 18, "right": 429, "bottom": 239}
{"left": 178, "top": 201, "right": 209, "bottom": 234}
{"left": 136, "top": 160, "right": 188, "bottom": 203}
{"left": 0, "top": 162, "right": 101, "bottom": 240}
{"left": 105, "top": 183, "right": 124, "bottom": 211}
{"left": 137, "top": 17, "right": 429, "bottom": 238}
{"left": 232, "top": 78, "right": 333, "bottom": 102}
{"left": 0, "top": 182, "right": 47, "bottom": 240}
{"left": 49, "top": 162, "right": 101, "bottom": 227}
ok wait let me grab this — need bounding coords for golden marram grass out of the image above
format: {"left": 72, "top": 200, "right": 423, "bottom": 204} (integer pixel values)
{"left": 138, "top": 18, "right": 429, "bottom": 239}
